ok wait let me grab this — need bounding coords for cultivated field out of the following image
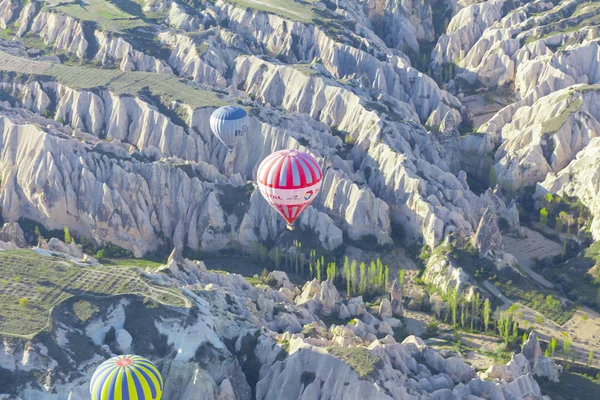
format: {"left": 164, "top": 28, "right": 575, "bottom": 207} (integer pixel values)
{"left": 0, "top": 250, "right": 188, "bottom": 337}
{"left": 50, "top": 0, "right": 147, "bottom": 31}
{"left": 504, "top": 227, "right": 563, "bottom": 288}
{"left": 227, "top": 0, "right": 315, "bottom": 23}
{"left": 0, "top": 52, "right": 227, "bottom": 109}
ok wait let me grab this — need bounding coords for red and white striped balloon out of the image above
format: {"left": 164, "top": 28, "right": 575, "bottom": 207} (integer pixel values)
{"left": 257, "top": 150, "right": 322, "bottom": 230}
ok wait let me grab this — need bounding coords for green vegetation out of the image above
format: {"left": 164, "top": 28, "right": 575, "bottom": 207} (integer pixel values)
{"left": 51, "top": 0, "right": 147, "bottom": 31}
{"left": 495, "top": 281, "right": 577, "bottom": 325}
{"left": 524, "top": 1, "right": 600, "bottom": 45}
{"left": 72, "top": 300, "right": 100, "bottom": 322}
{"left": 327, "top": 346, "right": 382, "bottom": 378}
{"left": 539, "top": 371, "right": 600, "bottom": 400}
{"left": 289, "top": 63, "right": 318, "bottom": 76}
{"left": 0, "top": 250, "right": 187, "bottom": 336}
{"left": 547, "top": 241, "right": 600, "bottom": 307}
{"left": 99, "top": 257, "right": 165, "bottom": 269}
{"left": 0, "top": 52, "right": 228, "bottom": 110}
{"left": 540, "top": 207, "right": 549, "bottom": 227}
{"left": 425, "top": 321, "right": 439, "bottom": 336}
{"left": 227, "top": 0, "right": 315, "bottom": 23}
{"left": 497, "top": 307, "right": 520, "bottom": 345}
{"left": 533, "top": 193, "right": 592, "bottom": 237}
{"left": 541, "top": 96, "right": 583, "bottom": 135}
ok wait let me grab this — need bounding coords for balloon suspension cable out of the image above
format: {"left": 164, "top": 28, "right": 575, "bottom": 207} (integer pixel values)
{"left": 286, "top": 223, "right": 295, "bottom": 231}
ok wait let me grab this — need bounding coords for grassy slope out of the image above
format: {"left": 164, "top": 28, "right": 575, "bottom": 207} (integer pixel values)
{"left": 0, "top": 52, "right": 227, "bottom": 109}
{"left": 549, "top": 241, "right": 600, "bottom": 303}
{"left": 327, "top": 346, "right": 382, "bottom": 378}
{"left": 0, "top": 250, "right": 187, "bottom": 336}
{"left": 226, "top": 0, "right": 315, "bottom": 23}
{"left": 540, "top": 371, "right": 600, "bottom": 400}
{"left": 51, "top": 0, "right": 147, "bottom": 31}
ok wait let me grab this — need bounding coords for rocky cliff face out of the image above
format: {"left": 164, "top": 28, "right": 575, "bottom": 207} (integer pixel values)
{"left": 0, "top": 0, "right": 518, "bottom": 254}
{"left": 442, "top": 0, "right": 600, "bottom": 239}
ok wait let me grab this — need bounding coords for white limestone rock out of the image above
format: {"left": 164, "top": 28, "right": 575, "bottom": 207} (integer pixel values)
{"left": 0, "top": 221, "right": 26, "bottom": 248}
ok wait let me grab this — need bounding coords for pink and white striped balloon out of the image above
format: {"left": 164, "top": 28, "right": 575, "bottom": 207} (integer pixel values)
{"left": 256, "top": 150, "right": 322, "bottom": 230}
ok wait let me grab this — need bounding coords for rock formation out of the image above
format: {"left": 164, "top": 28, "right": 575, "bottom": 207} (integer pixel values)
{"left": 0, "top": 221, "right": 26, "bottom": 248}
{"left": 472, "top": 207, "right": 503, "bottom": 258}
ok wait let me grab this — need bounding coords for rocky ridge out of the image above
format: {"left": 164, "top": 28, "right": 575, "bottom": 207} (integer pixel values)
{"left": 0, "top": 247, "right": 555, "bottom": 400}
{"left": 0, "top": 0, "right": 518, "bottom": 254}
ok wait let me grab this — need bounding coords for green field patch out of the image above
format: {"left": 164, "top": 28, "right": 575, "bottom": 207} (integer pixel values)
{"left": 539, "top": 371, "right": 600, "bottom": 400}
{"left": 51, "top": 0, "right": 147, "bottom": 32}
{"left": 524, "top": 1, "right": 600, "bottom": 45}
{"left": 548, "top": 241, "right": 600, "bottom": 305}
{"left": 99, "top": 257, "right": 166, "bottom": 269}
{"left": 327, "top": 346, "right": 382, "bottom": 378}
{"left": 226, "top": 0, "right": 315, "bottom": 23}
{"left": 0, "top": 250, "right": 187, "bottom": 337}
{"left": 0, "top": 52, "right": 227, "bottom": 109}
{"left": 72, "top": 300, "right": 100, "bottom": 322}
{"left": 495, "top": 279, "right": 578, "bottom": 325}
{"left": 541, "top": 95, "right": 583, "bottom": 135}
{"left": 289, "top": 63, "right": 319, "bottom": 76}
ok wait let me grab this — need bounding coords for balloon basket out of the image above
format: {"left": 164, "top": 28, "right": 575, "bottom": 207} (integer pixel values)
{"left": 286, "top": 224, "right": 295, "bottom": 231}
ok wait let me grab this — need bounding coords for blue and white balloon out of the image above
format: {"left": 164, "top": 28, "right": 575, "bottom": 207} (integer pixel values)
{"left": 209, "top": 106, "right": 249, "bottom": 151}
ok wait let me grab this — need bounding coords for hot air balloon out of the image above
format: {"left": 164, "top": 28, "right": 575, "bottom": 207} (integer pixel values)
{"left": 90, "top": 355, "right": 163, "bottom": 400}
{"left": 257, "top": 149, "right": 323, "bottom": 230}
{"left": 209, "top": 106, "right": 249, "bottom": 151}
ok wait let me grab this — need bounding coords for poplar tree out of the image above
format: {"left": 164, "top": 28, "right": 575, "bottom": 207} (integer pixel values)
{"left": 550, "top": 337, "right": 557, "bottom": 358}
{"left": 359, "top": 262, "right": 367, "bottom": 293}
{"left": 399, "top": 270, "right": 405, "bottom": 292}
{"left": 384, "top": 266, "right": 389, "bottom": 291}
{"left": 64, "top": 226, "right": 72, "bottom": 244}
{"left": 483, "top": 298, "right": 491, "bottom": 332}
{"left": 350, "top": 260, "right": 357, "bottom": 295}
{"left": 316, "top": 259, "right": 321, "bottom": 282}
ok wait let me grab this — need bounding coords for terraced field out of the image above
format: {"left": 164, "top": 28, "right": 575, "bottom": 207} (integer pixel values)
{"left": 0, "top": 51, "right": 227, "bottom": 109}
{"left": 50, "top": 0, "right": 148, "bottom": 31}
{"left": 0, "top": 250, "right": 188, "bottom": 337}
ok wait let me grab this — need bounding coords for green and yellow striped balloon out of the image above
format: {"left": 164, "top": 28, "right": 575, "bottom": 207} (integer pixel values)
{"left": 90, "top": 355, "right": 163, "bottom": 400}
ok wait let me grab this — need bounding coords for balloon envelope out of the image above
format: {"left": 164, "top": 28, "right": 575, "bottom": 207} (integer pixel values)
{"left": 257, "top": 149, "right": 322, "bottom": 229}
{"left": 209, "top": 106, "right": 249, "bottom": 149}
{"left": 90, "top": 355, "right": 163, "bottom": 400}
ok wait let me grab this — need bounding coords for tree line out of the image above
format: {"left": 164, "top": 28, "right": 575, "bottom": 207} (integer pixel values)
{"left": 250, "top": 241, "right": 400, "bottom": 296}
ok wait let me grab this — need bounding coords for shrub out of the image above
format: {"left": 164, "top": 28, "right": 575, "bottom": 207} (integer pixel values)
{"left": 327, "top": 347, "right": 382, "bottom": 378}
{"left": 425, "top": 322, "right": 439, "bottom": 335}
{"left": 18, "top": 297, "right": 29, "bottom": 307}
{"left": 95, "top": 243, "right": 132, "bottom": 259}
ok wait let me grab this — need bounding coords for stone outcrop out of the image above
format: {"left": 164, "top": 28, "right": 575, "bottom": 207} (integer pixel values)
{"left": 390, "top": 279, "right": 404, "bottom": 317}
{"left": 47, "top": 237, "right": 84, "bottom": 259}
{"left": 422, "top": 253, "right": 473, "bottom": 295}
{"left": 482, "top": 332, "right": 561, "bottom": 386}
{"left": 538, "top": 136, "right": 600, "bottom": 241}
{"left": 158, "top": 247, "right": 207, "bottom": 284}
{"left": 472, "top": 207, "right": 503, "bottom": 258}
{"left": 0, "top": 221, "right": 26, "bottom": 248}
